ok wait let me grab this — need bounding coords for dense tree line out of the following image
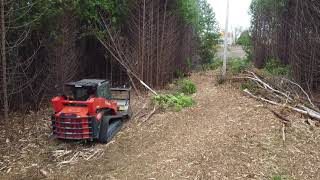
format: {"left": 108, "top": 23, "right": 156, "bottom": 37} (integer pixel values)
{"left": 0, "top": 0, "right": 219, "bottom": 120}
{"left": 250, "top": 0, "right": 320, "bottom": 91}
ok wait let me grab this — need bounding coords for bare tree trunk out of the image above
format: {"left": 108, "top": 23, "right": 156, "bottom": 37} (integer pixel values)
{"left": 99, "top": 0, "right": 195, "bottom": 89}
{"left": 1, "top": 0, "right": 8, "bottom": 121}
{"left": 141, "top": 0, "right": 146, "bottom": 82}
{"left": 159, "top": 0, "right": 167, "bottom": 86}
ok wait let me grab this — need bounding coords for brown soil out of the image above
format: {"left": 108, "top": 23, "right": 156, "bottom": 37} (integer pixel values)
{"left": 1, "top": 71, "right": 320, "bottom": 180}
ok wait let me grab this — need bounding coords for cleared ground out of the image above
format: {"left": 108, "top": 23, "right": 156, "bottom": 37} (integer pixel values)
{"left": 217, "top": 45, "right": 246, "bottom": 59}
{"left": 1, "top": 71, "right": 320, "bottom": 180}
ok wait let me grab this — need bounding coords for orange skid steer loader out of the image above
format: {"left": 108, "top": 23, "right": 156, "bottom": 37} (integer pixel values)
{"left": 51, "top": 79, "right": 131, "bottom": 143}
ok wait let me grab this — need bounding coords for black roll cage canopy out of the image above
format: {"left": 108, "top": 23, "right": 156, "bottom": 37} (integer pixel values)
{"left": 65, "top": 79, "right": 109, "bottom": 88}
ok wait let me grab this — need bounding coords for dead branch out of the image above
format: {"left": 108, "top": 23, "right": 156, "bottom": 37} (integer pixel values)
{"left": 282, "top": 77, "right": 316, "bottom": 108}
{"left": 141, "top": 106, "right": 158, "bottom": 124}
{"left": 243, "top": 89, "right": 320, "bottom": 121}
{"left": 132, "top": 102, "right": 148, "bottom": 120}
{"left": 282, "top": 124, "right": 286, "bottom": 143}
{"left": 268, "top": 108, "right": 290, "bottom": 125}
{"left": 245, "top": 71, "right": 293, "bottom": 101}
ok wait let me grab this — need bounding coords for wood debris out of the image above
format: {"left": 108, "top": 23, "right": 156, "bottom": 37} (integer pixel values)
{"left": 242, "top": 71, "right": 320, "bottom": 122}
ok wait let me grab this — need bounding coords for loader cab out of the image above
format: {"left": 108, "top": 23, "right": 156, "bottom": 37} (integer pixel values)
{"left": 65, "top": 79, "right": 112, "bottom": 101}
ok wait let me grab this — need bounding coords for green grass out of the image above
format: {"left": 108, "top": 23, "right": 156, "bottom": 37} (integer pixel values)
{"left": 272, "top": 175, "right": 282, "bottom": 180}
{"left": 203, "top": 57, "right": 252, "bottom": 74}
{"left": 205, "top": 57, "right": 289, "bottom": 77}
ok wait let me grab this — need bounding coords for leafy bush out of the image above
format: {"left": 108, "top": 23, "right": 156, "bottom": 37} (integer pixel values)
{"left": 176, "top": 79, "right": 197, "bottom": 95}
{"left": 228, "top": 58, "right": 252, "bottom": 74}
{"left": 208, "top": 60, "right": 223, "bottom": 70}
{"left": 153, "top": 93, "right": 194, "bottom": 111}
{"left": 264, "top": 59, "right": 289, "bottom": 76}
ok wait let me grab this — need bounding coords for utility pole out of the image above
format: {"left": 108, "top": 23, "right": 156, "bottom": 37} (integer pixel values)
{"left": 222, "top": 0, "right": 229, "bottom": 79}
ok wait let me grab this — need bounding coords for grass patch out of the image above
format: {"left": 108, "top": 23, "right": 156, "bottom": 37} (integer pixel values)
{"left": 175, "top": 79, "right": 197, "bottom": 95}
{"left": 153, "top": 93, "right": 194, "bottom": 111}
{"left": 263, "top": 59, "right": 289, "bottom": 76}
{"left": 203, "top": 57, "right": 252, "bottom": 74}
{"left": 271, "top": 175, "right": 290, "bottom": 180}
{"left": 272, "top": 175, "right": 282, "bottom": 180}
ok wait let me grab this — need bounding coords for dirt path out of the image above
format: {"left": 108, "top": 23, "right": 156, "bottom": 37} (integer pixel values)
{"left": 2, "top": 71, "right": 320, "bottom": 179}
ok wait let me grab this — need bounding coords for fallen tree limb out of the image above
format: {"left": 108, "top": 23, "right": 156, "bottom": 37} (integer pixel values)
{"left": 143, "top": 106, "right": 158, "bottom": 123}
{"left": 239, "top": 70, "right": 320, "bottom": 121}
{"left": 97, "top": 15, "right": 158, "bottom": 95}
{"left": 298, "top": 105, "right": 320, "bottom": 120}
{"left": 282, "top": 77, "right": 315, "bottom": 108}
{"left": 282, "top": 124, "right": 286, "bottom": 143}
{"left": 132, "top": 102, "right": 148, "bottom": 120}
{"left": 245, "top": 71, "right": 293, "bottom": 101}
{"left": 268, "top": 108, "right": 290, "bottom": 125}
{"left": 243, "top": 89, "right": 320, "bottom": 121}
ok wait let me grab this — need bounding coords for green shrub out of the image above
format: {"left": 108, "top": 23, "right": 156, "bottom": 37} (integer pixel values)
{"left": 264, "top": 59, "right": 289, "bottom": 76}
{"left": 209, "top": 60, "right": 223, "bottom": 70}
{"left": 153, "top": 93, "right": 194, "bottom": 111}
{"left": 228, "top": 58, "right": 252, "bottom": 74}
{"left": 176, "top": 79, "right": 197, "bottom": 95}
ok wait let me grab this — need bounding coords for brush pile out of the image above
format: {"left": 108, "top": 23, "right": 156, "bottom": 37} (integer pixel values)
{"left": 240, "top": 70, "right": 320, "bottom": 121}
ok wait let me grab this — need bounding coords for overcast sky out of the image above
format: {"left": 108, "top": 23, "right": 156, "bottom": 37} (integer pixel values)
{"left": 208, "top": 0, "right": 252, "bottom": 30}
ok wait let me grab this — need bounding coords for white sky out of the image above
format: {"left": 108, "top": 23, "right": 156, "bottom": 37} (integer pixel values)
{"left": 208, "top": 0, "right": 252, "bottom": 30}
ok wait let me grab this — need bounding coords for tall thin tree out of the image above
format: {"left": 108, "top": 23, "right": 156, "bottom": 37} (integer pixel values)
{"left": 1, "top": 0, "right": 8, "bottom": 121}
{"left": 222, "top": 0, "right": 229, "bottom": 79}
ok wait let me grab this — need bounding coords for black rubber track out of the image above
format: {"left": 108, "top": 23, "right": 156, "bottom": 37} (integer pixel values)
{"left": 98, "top": 116, "right": 123, "bottom": 144}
